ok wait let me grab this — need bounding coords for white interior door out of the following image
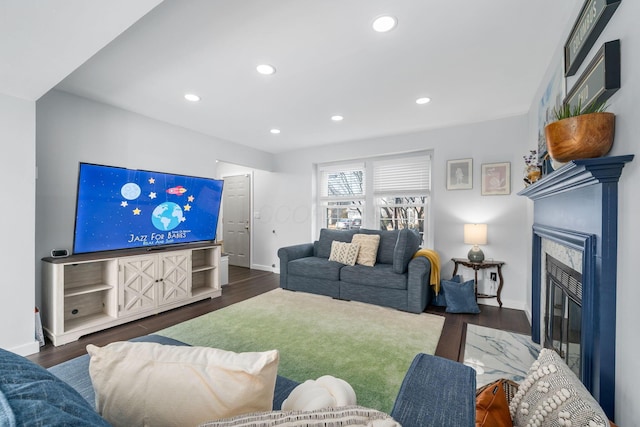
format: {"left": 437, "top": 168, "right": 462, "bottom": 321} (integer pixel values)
{"left": 222, "top": 174, "right": 250, "bottom": 268}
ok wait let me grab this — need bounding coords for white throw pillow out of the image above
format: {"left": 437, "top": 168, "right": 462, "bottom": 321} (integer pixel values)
{"left": 282, "top": 375, "right": 357, "bottom": 411}
{"left": 509, "top": 348, "right": 608, "bottom": 427}
{"left": 328, "top": 241, "right": 360, "bottom": 266}
{"left": 87, "top": 341, "right": 279, "bottom": 427}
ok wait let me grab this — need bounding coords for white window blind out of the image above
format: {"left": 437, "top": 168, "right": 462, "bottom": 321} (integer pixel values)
{"left": 373, "top": 155, "right": 431, "bottom": 197}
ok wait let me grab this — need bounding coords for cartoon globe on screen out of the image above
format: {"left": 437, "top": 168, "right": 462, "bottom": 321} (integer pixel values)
{"left": 151, "top": 202, "right": 184, "bottom": 231}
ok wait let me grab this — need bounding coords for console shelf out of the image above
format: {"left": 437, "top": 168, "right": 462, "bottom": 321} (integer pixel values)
{"left": 64, "top": 284, "right": 113, "bottom": 297}
{"left": 192, "top": 265, "right": 216, "bottom": 273}
{"left": 65, "top": 312, "right": 116, "bottom": 334}
{"left": 42, "top": 243, "right": 221, "bottom": 346}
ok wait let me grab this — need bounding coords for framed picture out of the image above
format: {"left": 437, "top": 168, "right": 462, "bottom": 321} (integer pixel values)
{"left": 481, "top": 162, "right": 511, "bottom": 195}
{"left": 446, "top": 158, "right": 472, "bottom": 190}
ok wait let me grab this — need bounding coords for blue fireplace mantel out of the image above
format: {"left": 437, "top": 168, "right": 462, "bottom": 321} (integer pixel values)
{"left": 519, "top": 155, "right": 634, "bottom": 200}
{"left": 518, "top": 155, "right": 633, "bottom": 420}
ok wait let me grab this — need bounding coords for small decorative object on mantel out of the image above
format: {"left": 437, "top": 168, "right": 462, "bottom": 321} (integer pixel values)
{"left": 523, "top": 150, "right": 542, "bottom": 186}
{"left": 544, "top": 100, "right": 615, "bottom": 163}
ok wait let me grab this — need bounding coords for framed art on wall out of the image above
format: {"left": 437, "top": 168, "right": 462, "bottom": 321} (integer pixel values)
{"left": 446, "top": 158, "right": 472, "bottom": 190}
{"left": 481, "top": 162, "right": 510, "bottom": 195}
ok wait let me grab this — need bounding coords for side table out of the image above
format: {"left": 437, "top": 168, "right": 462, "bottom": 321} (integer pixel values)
{"left": 451, "top": 258, "right": 505, "bottom": 307}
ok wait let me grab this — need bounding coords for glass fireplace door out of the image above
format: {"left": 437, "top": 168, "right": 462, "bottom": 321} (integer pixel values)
{"left": 545, "top": 255, "right": 582, "bottom": 379}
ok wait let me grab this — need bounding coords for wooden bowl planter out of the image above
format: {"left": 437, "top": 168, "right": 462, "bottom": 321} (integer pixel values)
{"left": 544, "top": 112, "right": 615, "bottom": 162}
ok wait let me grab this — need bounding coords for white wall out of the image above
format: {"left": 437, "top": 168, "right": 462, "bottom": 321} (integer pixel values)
{"left": 273, "top": 115, "right": 531, "bottom": 310}
{"left": 35, "top": 90, "right": 275, "bottom": 305}
{"left": 39, "top": 90, "right": 532, "bottom": 310}
{"left": 0, "top": 93, "right": 38, "bottom": 355}
{"left": 526, "top": 1, "right": 639, "bottom": 423}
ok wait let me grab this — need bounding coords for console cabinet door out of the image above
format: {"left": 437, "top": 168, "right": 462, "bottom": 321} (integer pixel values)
{"left": 118, "top": 255, "right": 157, "bottom": 317}
{"left": 157, "top": 250, "right": 191, "bottom": 307}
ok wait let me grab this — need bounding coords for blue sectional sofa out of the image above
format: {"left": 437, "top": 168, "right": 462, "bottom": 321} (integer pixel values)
{"left": 0, "top": 335, "right": 477, "bottom": 426}
{"left": 278, "top": 228, "right": 431, "bottom": 313}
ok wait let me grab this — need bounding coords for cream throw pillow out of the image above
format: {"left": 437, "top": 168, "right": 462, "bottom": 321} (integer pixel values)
{"left": 328, "top": 241, "right": 360, "bottom": 266}
{"left": 351, "top": 234, "right": 380, "bottom": 266}
{"left": 87, "top": 341, "right": 279, "bottom": 427}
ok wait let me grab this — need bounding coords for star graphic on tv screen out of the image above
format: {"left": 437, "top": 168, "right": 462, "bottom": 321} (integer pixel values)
{"left": 180, "top": 217, "right": 186, "bottom": 222}
{"left": 133, "top": 208, "right": 141, "bottom": 215}
{"left": 188, "top": 195, "right": 195, "bottom": 202}
{"left": 184, "top": 204, "right": 191, "bottom": 211}
{"left": 149, "top": 178, "right": 155, "bottom": 184}
{"left": 149, "top": 192, "right": 156, "bottom": 199}
{"left": 121, "top": 201, "right": 128, "bottom": 207}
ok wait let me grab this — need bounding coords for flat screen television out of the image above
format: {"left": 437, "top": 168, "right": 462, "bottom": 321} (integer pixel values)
{"left": 73, "top": 162, "right": 224, "bottom": 254}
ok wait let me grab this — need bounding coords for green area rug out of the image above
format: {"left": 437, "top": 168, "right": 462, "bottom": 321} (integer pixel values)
{"left": 157, "top": 288, "right": 444, "bottom": 413}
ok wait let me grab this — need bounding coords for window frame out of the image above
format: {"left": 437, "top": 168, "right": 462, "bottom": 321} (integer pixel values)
{"left": 316, "top": 151, "right": 432, "bottom": 247}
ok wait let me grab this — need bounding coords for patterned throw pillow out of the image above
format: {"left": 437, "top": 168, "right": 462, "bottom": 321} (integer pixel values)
{"left": 351, "top": 234, "right": 380, "bottom": 266}
{"left": 509, "top": 348, "right": 608, "bottom": 427}
{"left": 328, "top": 241, "right": 360, "bottom": 266}
{"left": 198, "top": 405, "right": 400, "bottom": 426}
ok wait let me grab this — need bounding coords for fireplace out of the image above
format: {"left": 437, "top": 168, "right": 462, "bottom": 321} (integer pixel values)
{"left": 519, "top": 155, "right": 633, "bottom": 420}
{"left": 544, "top": 254, "right": 582, "bottom": 378}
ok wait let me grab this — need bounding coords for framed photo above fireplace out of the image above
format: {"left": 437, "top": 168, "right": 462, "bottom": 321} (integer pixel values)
{"left": 481, "top": 162, "right": 511, "bottom": 195}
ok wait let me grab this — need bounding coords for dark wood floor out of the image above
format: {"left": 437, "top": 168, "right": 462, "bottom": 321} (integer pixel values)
{"left": 28, "top": 266, "right": 530, "bottom": 368}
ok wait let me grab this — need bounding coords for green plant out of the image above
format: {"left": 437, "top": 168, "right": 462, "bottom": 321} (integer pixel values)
{"left": 552, "top": 99, "right": 608, "bottom": 121}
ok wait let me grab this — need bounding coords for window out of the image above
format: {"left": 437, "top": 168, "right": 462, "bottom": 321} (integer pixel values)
{"left": 373, "top": 156, "right": 430, "bottom": 241}
{"left": 317, "top": 153, "right": 431, "bottom": 243}
{"left": 318, "top": 163, "right": 365, "bottom": 230}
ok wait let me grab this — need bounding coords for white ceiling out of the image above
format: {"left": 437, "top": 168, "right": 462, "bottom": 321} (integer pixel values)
{"left": 4, "top": 1, "right": 579, "bottom": 154}
{"left": 0, "top": 0, "right": 162, "bottom": 101}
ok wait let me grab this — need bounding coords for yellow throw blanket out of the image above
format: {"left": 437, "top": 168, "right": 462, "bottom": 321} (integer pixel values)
{"left": 412, "top": 248, "right": 441, "bottom": 294}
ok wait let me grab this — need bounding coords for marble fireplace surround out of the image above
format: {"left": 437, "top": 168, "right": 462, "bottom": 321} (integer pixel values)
{"left": 519, "top": 155, "right": 633, "bottom": 420}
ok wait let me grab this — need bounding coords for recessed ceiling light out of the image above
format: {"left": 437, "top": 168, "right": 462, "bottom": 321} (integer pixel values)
{"left": 372, "top": 15, "right": 397, "bottom": 33}
{"left": 416, "top": 97, "right": 431, "bottom": 105}
{"left": 331, "top": 115, "right": 344, "bottom": 121}
{"left": 184, "top": 93, "right": 201, "bottom": 102}
{"left": 257, "top": 64, "right": 276, "bottom": 75}
{"left": 270, "top": 128, "right": 281, "bottom": 134}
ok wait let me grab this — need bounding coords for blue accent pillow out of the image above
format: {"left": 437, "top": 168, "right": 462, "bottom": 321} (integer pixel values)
{"left": 440, "top": 278, "right": 481, "bottom": 314}
{"left": 432, "top": 275, "right": 463, "bottom": 307}
{"left": 0, "top": 348, "right": 110, "bottom": 427}
{"left": 392, "top": 229, "right": 421, "bottom": 274}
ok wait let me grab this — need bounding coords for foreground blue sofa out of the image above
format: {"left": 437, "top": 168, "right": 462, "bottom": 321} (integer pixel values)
{"left": 0, "top": 335, "right": 476, "bottom": 426}
{"left": 278, "top": 228, "right": 431, "bottom": 313}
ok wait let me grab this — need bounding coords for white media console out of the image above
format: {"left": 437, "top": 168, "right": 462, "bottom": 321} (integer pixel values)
{"left": 41, "top": 243, "right": 221, "bottom": 346}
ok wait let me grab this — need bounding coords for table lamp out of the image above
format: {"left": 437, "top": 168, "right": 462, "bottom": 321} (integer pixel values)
{"left": 464, "top": 223, "right": 487, "bottom": 262}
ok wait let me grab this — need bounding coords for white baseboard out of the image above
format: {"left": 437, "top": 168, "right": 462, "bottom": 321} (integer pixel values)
{"left": 478, "top": 297, "right": 527, "bottom": 312}
{"left": 250, "top": 264, "right": 274, "bottom": 272}
{"left": 10, "top": 339, "right": 41, "bottom": 356}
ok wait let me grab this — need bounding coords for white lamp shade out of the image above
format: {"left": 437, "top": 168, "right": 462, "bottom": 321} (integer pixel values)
{"left": 464, "top": 223, "right": 487, "bottom": 245}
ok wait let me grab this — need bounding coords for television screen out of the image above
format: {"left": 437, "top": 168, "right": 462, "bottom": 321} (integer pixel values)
{"left": 73, "top": 162, "right": 224, "bottom": 254}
